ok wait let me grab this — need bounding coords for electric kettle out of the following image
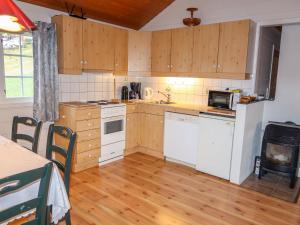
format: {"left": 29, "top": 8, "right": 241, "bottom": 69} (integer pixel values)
{"left": 143, "top": 87, "right": 154, "bottom": 101}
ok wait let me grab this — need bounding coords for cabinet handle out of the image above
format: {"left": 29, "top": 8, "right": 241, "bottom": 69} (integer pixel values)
{"left": 88, "top": 154, "right": 92, "bottom": 158}
{"left": 88, "top": 144, "right": 92, "bottom": 148}
{"left": 170, "top": 65, "right": 173, "bottom": 68}
{"left": 88, "top": 112, "right": 91, "bottom": 116}
{"left": 62, "top": 115, "right": 66, "bottom": 119}
{"left": 88, "top": 133, "right": 92, "bottom": 137}
{"left": 88, "top": 123, "right": 92, "bottom": 126}
{"left": 217, "top": 64, "right": 221, "bottom": 68}
{"left": 80, "top": 60, "right": 83, "bottom": 64}
{"left": 84, "top": 61, "right": 87, "bottom": 64}
{"left": 167, "top": 65, "right": 170, "bottom": 68}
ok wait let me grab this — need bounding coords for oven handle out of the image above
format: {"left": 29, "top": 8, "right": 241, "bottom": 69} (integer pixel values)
{"left": 101, "top": 115, "right": 125, "bottom": 123}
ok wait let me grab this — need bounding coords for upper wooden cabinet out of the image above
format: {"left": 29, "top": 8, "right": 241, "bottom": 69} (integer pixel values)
{"left": 52, "top": 15, "right": 128, "bottom": 75}
{"left": 52, "top": 15, "right": 83, "bottom": 75}
{"left": 171, "top": 27, "right": 194, "bottom": 74}
{"left": 217, "top": 20, "right": 253, "bottom": 76}
{"left": 114, "top": 28, "right": 128, "bottom": 75}
{"left": 128, "top": 31, "right": 152, "bottom": 76}
{"left": 83, "top": 20, "right": 115, "bottom": 71}
{"left": 192, "top": 24, "right": 220, "bottom": 73}
{"left": 151, "top": 30, "right": 171, "bottom": 73}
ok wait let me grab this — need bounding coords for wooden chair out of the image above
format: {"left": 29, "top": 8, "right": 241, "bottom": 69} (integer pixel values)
{"left": 11, "top": 116, "right": 42, "bottom": 153}
{"left": 0, "top": 163, "right": 53, "bottom": 225}
{"left": 46, "top": 124, "right": 76, "bottom": 225}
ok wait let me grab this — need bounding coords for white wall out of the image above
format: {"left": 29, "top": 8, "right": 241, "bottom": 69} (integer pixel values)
{"left": 263, "top": 24, "right": 300, "bottom": 125}
{"left": 142, "top": 0, "right": 300, "bottom": 31}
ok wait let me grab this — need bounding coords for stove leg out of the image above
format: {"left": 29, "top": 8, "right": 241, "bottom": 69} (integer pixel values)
{"left": 290, "top": 172, "right": 296, "bottom": 189}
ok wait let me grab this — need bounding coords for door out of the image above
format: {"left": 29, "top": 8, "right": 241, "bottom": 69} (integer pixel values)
{"left": 218, "top": 20, "right": 250, "bottom": 74}
{"left": 128, "top": 31, "right": 152, "bottom": 73}
{"left": 150, "top": 114, "right": 164, "bottom": 152}
{"left": 171, "top": 27, "right": 193, "bottom": 74}
{"left": 151, "top": 30, "right": 172, "bottom": 73}
{"left": 52, "top": 15, "right": 83, "bottom": 74}
{"left": 139, "top": 113, "right": 150, "bottom": 148}
{"left": 126, "top": 113, "right": 139, "bottom": 149}
{"left": 114, "top": 28, "right": 128, "bottom": 75}
{"left": 197, "top": 116, "right": 235, "bottom": 180}
{"left": 193, "top": 24, "right": 219, "bottom": 74}
{"left": 83, "top": 21, "right": 115, "bottom": 71}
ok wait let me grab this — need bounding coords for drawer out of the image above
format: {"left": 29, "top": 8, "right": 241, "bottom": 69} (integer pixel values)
{"left": 140, "top": 104, "right": 165, "bottom": 116}
{"left": 76, "top": 139, "right": 100, "bottom": 154}
{"left": 75, "top": 108, "right": 100, "bottom": 120}
{"left": 77, "top": 129, "right": 100, "bottom": 142}
{"left": 76, "top": 119, "right": 100, "bottom": 131}
{"left": 126, "top": 104, "right": 138, "bottom": 114}
{"left": 72, "top": 159, "right": 99, "bottom": 173}
{"left": 100, "top": 150, "right": 123, "bottom": 162}
{"left": 76, "top": 149, "right": 100, "bottom": 164}
{"left": 101, "top": 141, "right": 125, "bottom": 156}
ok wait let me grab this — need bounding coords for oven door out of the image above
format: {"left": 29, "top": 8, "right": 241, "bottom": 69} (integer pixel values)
{"left": 101, "top": 115, "right": 126, "bottom": 146}
{"left": 208, "top": 91, "right": 233, "bottom": 109}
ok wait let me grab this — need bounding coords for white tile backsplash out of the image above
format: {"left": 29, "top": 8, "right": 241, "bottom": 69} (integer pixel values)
{"left": 59, "top": 73, "right": 254, "bottom": 105}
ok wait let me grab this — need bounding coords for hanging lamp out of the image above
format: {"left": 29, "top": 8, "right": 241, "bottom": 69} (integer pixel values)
{"left": 0, "top": 0, "right": 36, "bottom": 33}
{"left": 183, "top": 8, "right": 201, "bottom": 27}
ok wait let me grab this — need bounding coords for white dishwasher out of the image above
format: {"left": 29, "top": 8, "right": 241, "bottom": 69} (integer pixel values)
{"left": 196, "top": 113, "right": 235, "bottom": 180}
{"left": 164, "top": 112, "right": 200, "bottom": 167}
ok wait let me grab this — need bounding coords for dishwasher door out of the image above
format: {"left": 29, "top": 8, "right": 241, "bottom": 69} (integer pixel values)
{"left": 197, "top": 114, "right": 235, "bottom": 180}
{"left": 164, "top": 112, "right": 200, "bottom": 166}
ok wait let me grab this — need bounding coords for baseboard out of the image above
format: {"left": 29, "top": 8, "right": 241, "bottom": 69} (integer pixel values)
{"left": 125, "top": 146, "right": 164, "bottom": 159}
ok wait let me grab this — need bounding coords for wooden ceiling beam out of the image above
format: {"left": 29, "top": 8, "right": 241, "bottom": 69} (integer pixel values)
{"left": 19, "top": 0, "right": 174, "bottom": 29}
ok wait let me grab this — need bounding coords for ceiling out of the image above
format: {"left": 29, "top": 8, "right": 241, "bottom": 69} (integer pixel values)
{"left": 19, "top": 0, "right": 175, "bottom": 30}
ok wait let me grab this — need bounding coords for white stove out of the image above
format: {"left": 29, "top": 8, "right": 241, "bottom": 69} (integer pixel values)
{"left": 88, "top": 100, "right": 126, "bottom": 165}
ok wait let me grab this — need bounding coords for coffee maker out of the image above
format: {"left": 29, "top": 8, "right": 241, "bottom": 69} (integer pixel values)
{"left": 129, "top": 82, "right": 142, "bottom": 100}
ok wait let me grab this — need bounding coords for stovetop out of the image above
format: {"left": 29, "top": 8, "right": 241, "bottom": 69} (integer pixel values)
{"left": 87, "top": 100, "right": 125, "bottom": 108}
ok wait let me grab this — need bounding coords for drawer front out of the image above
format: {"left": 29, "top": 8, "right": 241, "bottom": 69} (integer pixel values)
{"left": 73, "top": 159, "right": 98, "bottom": 173}
{"left": 76, "top": 149, "right": 100, "bottom": 164}
{"left": 101, "top": 141, "right": 125, "bottom": 157}
{"left": 77, "top": 129, "right": 100, "bottom": 142}
{"left": 126, "top": 104, "right": 138, "bottom": 114}
{"left": 76, "top": 119, "right": 100, "bottom": 131}
{"left": 75, "top": 108, "right": 100, "bottom": 120}
{"left": 140, "top": 104, "right": 165, "bottom": 116}
{"left": 76, "top": 139, "right": 100, "bottom": 153}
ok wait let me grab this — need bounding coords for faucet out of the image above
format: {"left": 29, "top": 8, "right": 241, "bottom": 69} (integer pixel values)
{"left": 158, "top": 90, "right": 171, "bottom": 103}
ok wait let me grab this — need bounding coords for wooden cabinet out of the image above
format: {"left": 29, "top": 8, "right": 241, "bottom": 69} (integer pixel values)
{"left": 55, "top": 103, "right": 101, "bottom": 172}
{"left": 217, "top": 20, "right": 253, "bottom": 77}
{"left": 151, "top": 30, "right": 171, "bottom": 73}
{"left": 126, "top": 112, "right": 139, "bottom": 150}
{"left": 128, "top": 31, "right": 152, "bottom": 75}
{"left": 83, "top": 20, "right": 115, "bottom": 71}
{"left": 52, "top": 15, "right": 83, "bottom": 75}
{"left": 192, "top": 24, "right": 220, "bottom": 74}
{"left": 114, "top": 28, "right": 128, "bottom": 75}
{"left": 170, "top": 27, "right": 194, "bottom": 74}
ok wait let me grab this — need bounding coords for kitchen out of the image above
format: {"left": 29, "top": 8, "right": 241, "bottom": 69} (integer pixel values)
{"left": 1, "top": 0, "right": 300, "bottom": 225}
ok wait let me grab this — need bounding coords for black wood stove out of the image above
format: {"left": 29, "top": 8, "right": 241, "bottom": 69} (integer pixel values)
{"left": 259, "top": 122, "right": 300, "bottom": 188}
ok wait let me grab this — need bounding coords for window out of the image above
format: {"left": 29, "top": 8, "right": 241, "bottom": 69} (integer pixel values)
{"left": 0, "top": 32, "right": 34, "bottom": 99}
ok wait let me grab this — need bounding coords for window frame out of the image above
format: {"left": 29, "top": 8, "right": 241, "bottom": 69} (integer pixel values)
{"left": 0, "top": 32, "right": 34, "bottom": 104}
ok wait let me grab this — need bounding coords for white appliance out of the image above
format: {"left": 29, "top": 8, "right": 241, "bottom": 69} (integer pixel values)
{"left": 99, "top": 103, "right": 126, "bottom": 165}
{"left": 143, "top": 87, "right": 154, "bottom": 101}
{"left": 164, "top": 112, "right": 200, "bottom": 167}
{"left": 197, "top": 113, "right": 235, "bottom": 180}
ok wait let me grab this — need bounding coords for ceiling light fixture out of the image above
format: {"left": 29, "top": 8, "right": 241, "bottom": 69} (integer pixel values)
{"left": 183, "top": 8, "right": 201, "bottom": 27}
{"left": 0, "top": 0, "right": 36, "bottom": 33}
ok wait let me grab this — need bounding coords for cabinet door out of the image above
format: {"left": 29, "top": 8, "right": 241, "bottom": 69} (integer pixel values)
{"left": 193, "top": 24, "right": 219, "bottom": 73}
{"left": 114, "top": 28, "right": 128, "bottom": 75}
{"left": 151, "top": 30, "right": 171, "bottom": 73}
{"left": 52, "top": 15, "right": 83, "bottom": 75}
{"left": 126, "top": 113, "right": 139, "bottom": 149}
{"left": 128, "top": 31, "right": 152, "bottom": 74}
{"left": 218, "top": 20, "right": 250, "bottom": 74}
{"left": 83, "top": 21, "right": 115, "bottom": 71}
{"left": 171, "top": 27, "right": 193, "bottom": 73}
{"left": 150, "top": 114, "right": 164, "bottom": 153}
{"left": 139, "top": 113, "right": 153, "bottom": 148}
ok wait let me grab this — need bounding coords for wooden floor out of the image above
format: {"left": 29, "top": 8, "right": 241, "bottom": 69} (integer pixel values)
{"left": 67, "top": 153, "right": 300, "bottom": 225}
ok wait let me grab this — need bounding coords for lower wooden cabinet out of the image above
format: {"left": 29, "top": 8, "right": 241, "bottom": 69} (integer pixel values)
{"left": 55, "top": 103, "right": 101, "bottom": 172}
{"left": 126, "top": 113, "right": 139, "bottom": 149}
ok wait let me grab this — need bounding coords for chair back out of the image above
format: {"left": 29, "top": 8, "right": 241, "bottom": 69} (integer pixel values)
{"left": 0, "top": 163, "right": 53, "bottom": 225}
{"left": 46, "top": 124, "right": 76, "bottom": 195}
{"left": 11, "top": 116, "right": 42, "bottom": 153}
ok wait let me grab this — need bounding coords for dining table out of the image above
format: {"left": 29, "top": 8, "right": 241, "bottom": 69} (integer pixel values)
{"left": 0, "top": 135, "right": 70, "bottom": 225}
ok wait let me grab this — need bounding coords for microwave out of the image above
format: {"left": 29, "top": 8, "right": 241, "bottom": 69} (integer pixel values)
{"left": 208, "top": 90, "right": 240, "bottom": 110}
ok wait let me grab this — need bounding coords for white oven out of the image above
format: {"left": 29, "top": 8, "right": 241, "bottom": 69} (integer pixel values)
{"left": 99, "top": 104, "right": 126, "bottom": 165}
{"left": 101, "top": 115, "right": 125, "bottom": 146}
